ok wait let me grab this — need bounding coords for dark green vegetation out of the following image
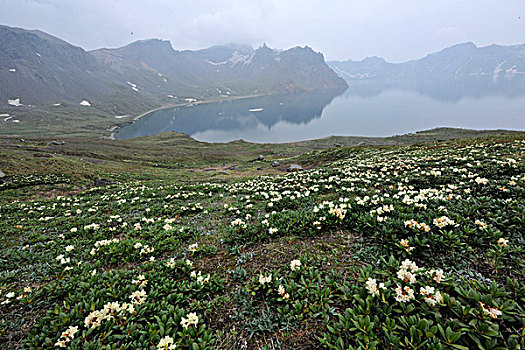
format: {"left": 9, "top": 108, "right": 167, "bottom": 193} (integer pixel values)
{"left": 1, "top": 131, "right": 524, "bottom": 349}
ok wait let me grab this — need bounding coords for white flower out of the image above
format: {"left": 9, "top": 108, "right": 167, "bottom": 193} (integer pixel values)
{"left": 54, "top": 325, "right": 78, "bottom": 347}
{"left": 400, "top": 239, "right": 414, "bottom": 252}
{"left": 400, "top": 259, "right": 418, "bottom": 272}
{"left": 166, "top": 258, "right": 176, "bottom": 268}
{"left": 427, "top": 269, "right": 444, "bottom": 283}
{"left": 433, "top": 216, "right": 455, "bottom": 228}
{"left": 479, "top": 302, "right": 502, "bottom": 319}
{"left": 55, "top": 340, "right": 66, "bottom": 348}
{"left": 475, "top": 177, "right": 489, "bottom": 185}
{"left": 290, "top": 259, "right": 301, "bottom": 271}
{"left": 84, "top": 310, "right": 103, "bottom": 328}
{"left": 54, "top": 340, "right": 66, "bottom": 347}
{"left": 230, "top": 218, "right": 246, "bottom": 228}
{"left": 196, "top": 274, "right": 210, "bottom": 284}
{"left": 434, "top": 291, "right": 443, "bottom": 303}
{"left": 259, "top": 274, "right": 272, "bottom": 285}
{"left": 188, "top": 243, "right": 198, "bottom": 252}
{"left": 65, "top": 245, "right": 74, "bottom": 252}
{"left": 65, "top": 326, "right": 78, "bottom": 337}
{"left": 180, "top": 312, "right": 199, "bottom": 329}
{"left": 157, "top": 335, "right": 176, "bottom": 350}
{"left": 420, "top": 286, "right": 435, "bottom": 296}
{"left": 84, "top": 301, "right": 133, "bottom": 329}
{"left": 394, "top": 285, "right": 415, "bottom": 303}
{"left": 397, "top": 269, "right": 417, "bottom": 284}
{"left": 278, "top": 285, "right": 286, "bottom": 296}
{"left": 365, "top": 278, "right": 381, "bottom": 296}
{"left": 129, "top": 290, "right": 147, "bottom": 305}
{"left": 132, "top": 275, "right": 147, "bottom": 287}
{"left": 475, "top": 220, "right": 487, "bottom": 230}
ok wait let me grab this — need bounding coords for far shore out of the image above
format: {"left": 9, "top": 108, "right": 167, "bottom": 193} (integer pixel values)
{"left": 109, "top": 93, "right": 266, "bottom": 140}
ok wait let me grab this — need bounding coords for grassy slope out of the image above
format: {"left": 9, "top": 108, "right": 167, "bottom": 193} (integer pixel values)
{"left": 0, "top": 94, "right": 269, "bottom": 139}
{"left": 0, "top": 131, "right": 524, "bottom": 349}
{"left": 0, "top": 128, "right": 522, "bottom": 201}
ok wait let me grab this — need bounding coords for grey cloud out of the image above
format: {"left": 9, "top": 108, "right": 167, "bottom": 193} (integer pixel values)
{"left": 0, "top": 0, "right": 523, "bottom": 61}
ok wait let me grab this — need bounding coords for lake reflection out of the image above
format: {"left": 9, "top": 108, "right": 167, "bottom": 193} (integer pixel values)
{"left": 114, "top": 83, "right": 525, "bottom": 143}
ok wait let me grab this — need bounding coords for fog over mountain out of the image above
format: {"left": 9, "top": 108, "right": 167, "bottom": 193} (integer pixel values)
{"left": 328, "top": 42, "right": 525, "bottom": 101}
{"left": 0, "top": 0, "right": 523, "bottom": 62}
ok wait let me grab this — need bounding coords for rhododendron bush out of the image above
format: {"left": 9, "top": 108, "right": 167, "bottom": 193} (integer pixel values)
{"left": 1, "top": 138, "right": 523, "bottom": 349}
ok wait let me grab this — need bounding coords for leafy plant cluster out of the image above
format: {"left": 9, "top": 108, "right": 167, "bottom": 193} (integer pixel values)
{"left": 0, "top": 138, "right": 523, "bottom": 349}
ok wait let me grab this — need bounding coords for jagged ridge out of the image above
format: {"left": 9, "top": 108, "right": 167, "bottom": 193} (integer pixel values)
{"left": 0, "top": 25, "right": 347, "bottom": 107}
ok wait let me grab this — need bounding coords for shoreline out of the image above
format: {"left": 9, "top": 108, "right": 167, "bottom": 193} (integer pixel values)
{"left": 109, "top": 94, "right": 266, "bottom": 140}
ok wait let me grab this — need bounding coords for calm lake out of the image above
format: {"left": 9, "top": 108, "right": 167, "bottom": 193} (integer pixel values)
{"left": 114, "top": 84, "right": 525, "bottom": 142}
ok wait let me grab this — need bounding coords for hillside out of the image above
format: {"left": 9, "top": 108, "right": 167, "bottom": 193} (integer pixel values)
{"left": 0, "top": 132, "right": 524, "bottom": 349}
{"left": 90, "top": 41, "right": 347, "bottom": 96}
{"left": 0, "top": 24, "right": 347, "bottom": 109}
{"left": 0, "top": 25, "right": 131, "bottom": 106}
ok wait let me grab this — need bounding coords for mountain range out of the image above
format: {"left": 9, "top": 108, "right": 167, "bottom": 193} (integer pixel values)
{"left": 2, "top": 24, "right": 525, "bottom": 111}
{"left": 0, "top": 25, "right": 347, "bottom": 108}
{"left": 328, "top": 42, "right": 525, "bottom": 99}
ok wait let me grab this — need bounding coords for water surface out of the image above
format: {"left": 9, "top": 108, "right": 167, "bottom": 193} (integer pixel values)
{"left": 115, "top": 84, "right": 525, "bottom": 142}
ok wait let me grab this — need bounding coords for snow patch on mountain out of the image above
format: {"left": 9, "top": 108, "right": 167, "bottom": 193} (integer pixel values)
{"left": 493, "top": 62, "right": 505, "bottom": 81}
{"left": 229, "top": 51, "right": 252, "bottom": 67}
{"left": 127, "top": 81, "right": 139, "bottom": 92}
{"left": 505, "top": 65, "right": 518, "bottom": 77}
{"left": 205, "top": 50, "right": 254, "bottom": 68}
{"left": 8, "top": 98, "right": 22, "bottom": 106}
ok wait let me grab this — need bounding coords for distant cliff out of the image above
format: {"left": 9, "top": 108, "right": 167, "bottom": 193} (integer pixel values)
{"left": 91, "top": 41, "right": 347, "bottom": 96}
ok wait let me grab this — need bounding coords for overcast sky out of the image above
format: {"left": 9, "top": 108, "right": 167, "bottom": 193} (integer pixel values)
{"left": 0, "top": 0, "right": 524, "bottom": 62}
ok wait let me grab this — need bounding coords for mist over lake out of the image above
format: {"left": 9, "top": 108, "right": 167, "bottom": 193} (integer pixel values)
{"left": 115, "top": 83, "right": 525, "bottom": 142}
